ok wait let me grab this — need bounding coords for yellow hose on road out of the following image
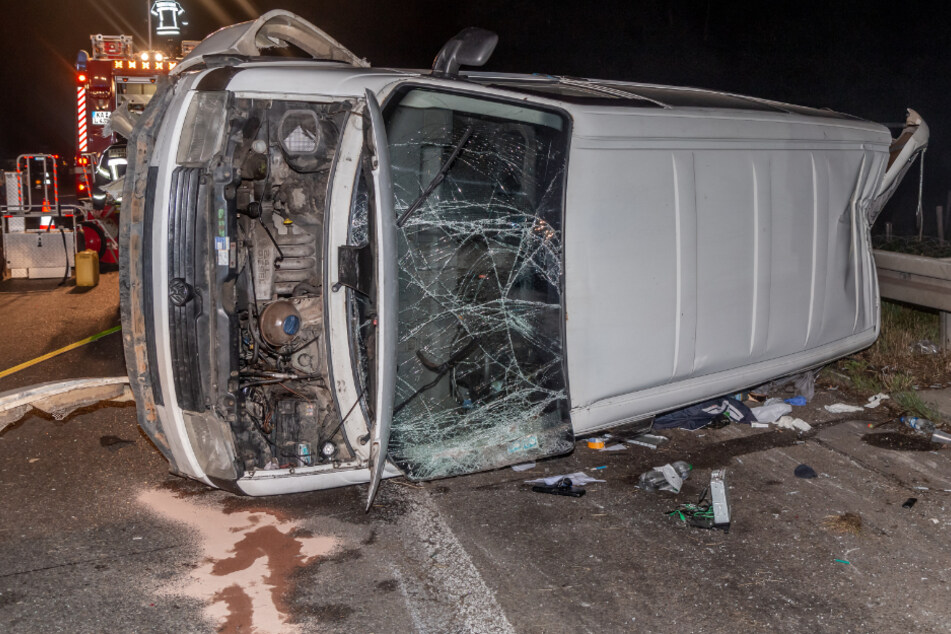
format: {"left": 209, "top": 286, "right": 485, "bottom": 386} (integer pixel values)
{"left": 0, "top": 325, "right": 121, "bottom": 380}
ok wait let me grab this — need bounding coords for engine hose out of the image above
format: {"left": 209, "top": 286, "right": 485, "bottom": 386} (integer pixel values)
{"left": 292, "top": 282, "right": 321, "bottom": 297}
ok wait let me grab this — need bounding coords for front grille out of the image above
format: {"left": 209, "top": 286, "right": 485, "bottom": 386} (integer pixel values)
{"left": 168, "top": 167, "right": 205, "bottom": 411}
{"left": 144, "top": 167, "right": 163, "bottom": 406}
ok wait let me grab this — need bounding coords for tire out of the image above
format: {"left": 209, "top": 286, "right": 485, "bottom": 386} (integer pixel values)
{"left": 80, "top": 221, "right": 107, "bottom": 260}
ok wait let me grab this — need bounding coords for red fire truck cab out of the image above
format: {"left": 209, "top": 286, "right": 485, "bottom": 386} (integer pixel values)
{"left": 74, "top": 34, "right": 189, "bottom": 263}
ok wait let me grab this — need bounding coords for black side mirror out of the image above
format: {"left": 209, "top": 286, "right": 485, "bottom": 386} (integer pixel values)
{"left": 432, "top": 27, "right": 498, "bottom": 78}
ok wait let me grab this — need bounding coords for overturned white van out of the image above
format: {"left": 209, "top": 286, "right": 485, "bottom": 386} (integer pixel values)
{"left": 116, "top": 10, "right": 927, "bottom": 504}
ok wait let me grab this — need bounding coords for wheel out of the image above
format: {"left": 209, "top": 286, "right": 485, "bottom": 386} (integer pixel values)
{"left": 80, "top": 221, "right": 107, "bottom": 259}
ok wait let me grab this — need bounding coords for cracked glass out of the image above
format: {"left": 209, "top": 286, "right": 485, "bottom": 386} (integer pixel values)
{"left": 378, "top": 87, "right": 573, "bottom": 480}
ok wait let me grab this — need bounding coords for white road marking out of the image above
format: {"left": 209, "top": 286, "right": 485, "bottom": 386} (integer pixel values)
{"left": 388, "top": 488, "right": 515, "bottom": 634}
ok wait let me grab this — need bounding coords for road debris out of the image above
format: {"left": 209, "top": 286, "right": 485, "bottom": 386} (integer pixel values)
{"left": 822, "top": 512, "right": 863, "bottom": 534}
{"left": 932, "top": 430, "right": 951, "bottom": 444}
{"left": 912, "top": 339, "right": 939, "bottom": 355}
{"left": 751, "top": 398, "right": 792, "bottom": 423}
{"left": 625, "top": 433, "right": 668, "bottom": 449}
{"left": 511, "top": 462, "right": 536, "bottom": 472}
{"left": 0, "top": 377, "right": 132, "bottom": 433}
{"left": 757, "top": 369, "right": 816, "bottom": 401}
{"left": 525, "top": 472, "right": 605, "bottom": 487}
{"left": 775, "top": 416, "right": 812, "bottom": 432}
{"left": 902, "top": 497, "right": 918, "bottom": 509}
{"left": 653, "top": 397, "right": 754, "bottom": 430}
{"left": 794, "top": 464, "right": 818, "bottom": 479}
{"left": 900, "top": 416, "right": 936, "bottom": 435}
{"left": 531, "top": 477, "right": 587, "bottom": 497}
{"left": 637, "top": 461, "right": 692, "bottom": 493}
{"left": 666, "top": 470, "right": 730, "bottom": 532}
{"left": 825, "top": 403, "right": 865, "bottom": 414}
{"left": 865, "top": 393, "right": 890, "bottom": 409}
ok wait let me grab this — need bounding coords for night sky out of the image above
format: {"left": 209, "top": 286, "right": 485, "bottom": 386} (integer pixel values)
{"left": 0, "top": 0, "right": 947, "bottom": 233}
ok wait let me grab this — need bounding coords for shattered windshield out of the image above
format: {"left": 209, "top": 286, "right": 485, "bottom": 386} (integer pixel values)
{"left": 379, "top": 87, "right": 572, "bottom": 480}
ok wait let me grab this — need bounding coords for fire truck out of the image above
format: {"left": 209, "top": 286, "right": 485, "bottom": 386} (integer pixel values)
{"left": 74, "top": 35, "right": 194, "bottom": 262}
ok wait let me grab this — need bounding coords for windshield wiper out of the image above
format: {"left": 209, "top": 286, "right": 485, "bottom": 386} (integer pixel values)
{"left": 395, "top": 126, "right": 474, "bottom": 227}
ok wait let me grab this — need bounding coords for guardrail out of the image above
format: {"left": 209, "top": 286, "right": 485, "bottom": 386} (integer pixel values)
{"left": 874, "top": 249, "right": 951, "bottom": 350}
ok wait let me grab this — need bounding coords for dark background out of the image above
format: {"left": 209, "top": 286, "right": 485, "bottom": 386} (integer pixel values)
{"left": 0, "top": 0, "right": 947, "bottom": 234}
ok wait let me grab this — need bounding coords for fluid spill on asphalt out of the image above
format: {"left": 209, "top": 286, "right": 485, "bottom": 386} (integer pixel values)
{"left": 138, "top": 488, "right": 337, "bottom": 633}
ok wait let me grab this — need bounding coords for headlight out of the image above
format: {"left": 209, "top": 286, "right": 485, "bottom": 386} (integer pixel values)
{"left": 176, "top": 92, "right": 229, "bottom": 165}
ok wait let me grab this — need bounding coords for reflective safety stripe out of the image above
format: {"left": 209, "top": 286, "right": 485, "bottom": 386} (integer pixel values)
{"left": 77, "top": 87, "right": 88, "bottom": 153}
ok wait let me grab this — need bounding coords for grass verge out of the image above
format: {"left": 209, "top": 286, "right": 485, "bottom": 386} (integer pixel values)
{"left": 823, "top": 300, "right": 951, "bottom": 423}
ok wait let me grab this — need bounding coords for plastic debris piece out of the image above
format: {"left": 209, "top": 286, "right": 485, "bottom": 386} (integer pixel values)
{"left": 751, "top": 398, "right": 792, "bottom": 423}
{"left": 709, "top": 469, "right": 731, "bottom": 530}
{"left": 586, "top": 440, "right": 606, "bottom": 450}
{"left": 932, "top": 430, "right": 951, "bottom": 444}
{"left": 825, "top": 403, "right": 865, "bottom": 414}
{"left": 834, "top": 559, "right": 851, "bottom": 565}
{"left": 525, "top": 472, "right": 605, "bottom": 486}
{"left": 794, "top": 464, "right": 818, "bottom": 479}
{"left": 757, "top": 370, "right": 816, "bottom": 401}
{"left": 532, "top": 477, "right": 586, "bottom": 497}
{"left": 785, "top": 396, "right": 807, "bottom": 406}
{"left": 625, "top": 433, "right": 668, "bottom": 449}
{"left": 900, "top": 416, "right": 936, "bottom": 435}
{"left": 600, "top": 443, "right": 627, "bottom": 452}
{"left": 638, "top": 461, "right": 692, "bottom": 493}
{"left": 511, "top": 462, "right": 536, "bottom": 472}
{"left": 775, "top": 416, "right": 812, "bottom": 432}
{"left": 912, "top": 339, "right": 939, "bottom": 355}
{"left": 864, "top": 393, "right": 890, "bottom": 409}
{"left": 793, "top": 370, "right": 817, "bottom": 401}
{"left": 902, "top": 497, "right": 918, "bottom": 509}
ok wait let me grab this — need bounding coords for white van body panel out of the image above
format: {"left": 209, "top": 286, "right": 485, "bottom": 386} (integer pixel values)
{"left": 561, "top": 109, "right": 890, "bottom": 432}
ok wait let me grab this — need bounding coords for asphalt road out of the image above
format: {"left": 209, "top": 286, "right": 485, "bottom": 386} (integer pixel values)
{"left": 1, "top": 273, "right": 950, "bottom": 633}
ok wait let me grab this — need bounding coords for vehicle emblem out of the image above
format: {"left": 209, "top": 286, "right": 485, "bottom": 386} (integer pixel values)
{"left": 169, "top": 278, "right": 195, "bottom": 306}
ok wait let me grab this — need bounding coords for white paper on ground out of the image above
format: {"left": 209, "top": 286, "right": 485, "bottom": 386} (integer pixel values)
{"left": 525, "top": 472, "right": 606, "bottom": 486}
{"left": 511, "top": 462, "right": 536, "bottom": 472}
{"left": 775, "top": 416, "right": 812, "bottom": 431}
{"left": 825, "top": 403, "right": 864, "bottom": 414}
{"left": 865, "top": 393, "right": 890, "bottom": 409}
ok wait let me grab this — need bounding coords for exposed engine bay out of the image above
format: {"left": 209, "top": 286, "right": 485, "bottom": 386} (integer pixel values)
{"left": 222, "top": 97, "right": 355, "bottom": 472}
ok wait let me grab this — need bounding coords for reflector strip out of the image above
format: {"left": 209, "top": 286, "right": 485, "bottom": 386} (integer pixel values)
{"left": 77, "top": 87, "right": 88, "bottom": 153}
